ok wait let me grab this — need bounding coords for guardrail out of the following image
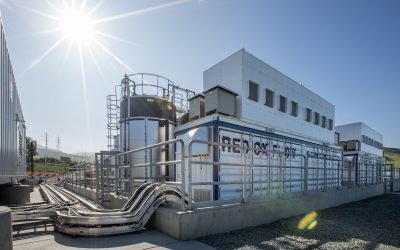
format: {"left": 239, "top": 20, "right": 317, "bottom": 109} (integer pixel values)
{"left": 92, "top": 139, "right": 185, "bottom": 211}
{"left": 187, "top": 140, "right": 307, "bottom": 210}
{"left": 62, "top": 139, "right": 386, "bottom": 212}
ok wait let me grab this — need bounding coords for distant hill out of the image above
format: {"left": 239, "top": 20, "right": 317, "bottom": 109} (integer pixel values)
{"left": 384, "top": 147, "right": 400, "bottom": 166}
{"left": 36, "top": 145, "right": 95, "bottom": 163}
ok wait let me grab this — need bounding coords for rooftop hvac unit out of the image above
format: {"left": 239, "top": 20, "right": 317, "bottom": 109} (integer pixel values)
{"left": 188, "top": 94, "right": 205, "bottom": 121}
{"left": 347, "top": 140, "right": 360, "bottom": 151}
{"left": 204, "top": 85, "right": 238, "bottom": 117}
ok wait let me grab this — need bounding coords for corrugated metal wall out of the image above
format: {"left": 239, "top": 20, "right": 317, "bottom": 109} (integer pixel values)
{"left": 0, "top": 16, "right": 26, "bottom": 184}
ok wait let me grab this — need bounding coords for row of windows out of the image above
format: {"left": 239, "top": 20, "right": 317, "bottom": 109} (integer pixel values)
{"left": 362, "top": 135, "right": 383, "bottom": 150}
{"left": 248, "top": 81, "right": 333, "bottom": 130}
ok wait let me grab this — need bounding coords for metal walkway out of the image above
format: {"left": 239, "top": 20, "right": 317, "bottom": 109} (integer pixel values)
{"left": 11, "top": 183, "right": 186, "bottom": 236}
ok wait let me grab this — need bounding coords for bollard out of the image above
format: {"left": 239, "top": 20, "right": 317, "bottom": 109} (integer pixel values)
{"left": 0, "top": 206, "right": 12, "bottom": 250}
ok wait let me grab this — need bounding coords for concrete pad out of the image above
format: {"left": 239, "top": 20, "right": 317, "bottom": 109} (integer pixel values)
{"left": 13, "top": 228, "right": 215, "bottom": 250}
{"left": 65, "top": 182, "right": 385, "bottom": 240}
{"left": 30, "top": 187, "right": 44, "bottom": 203}
{"left": 0, "top": 185, "right": 30, "bottom": 205}
{"left": 152, "top": 184, "right": 385, "bottom": 240}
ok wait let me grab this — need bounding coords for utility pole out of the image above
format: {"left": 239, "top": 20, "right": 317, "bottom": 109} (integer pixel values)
{"left": 56, "top": 136, "right": 61, "bottom": 151}
{"left": 45, "top": 132, "right": 48, "bottom": 173}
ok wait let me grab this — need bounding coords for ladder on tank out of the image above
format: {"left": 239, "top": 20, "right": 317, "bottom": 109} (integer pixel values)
{"left": 107, "top": 94, "right": 119, "bottom": 151}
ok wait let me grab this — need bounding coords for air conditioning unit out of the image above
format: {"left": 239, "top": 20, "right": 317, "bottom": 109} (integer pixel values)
{"left": 188, "top": 94, "right": 205, "bottom": 121}
{"left": 204, "top": 85, "right": 238, "bottom": 117}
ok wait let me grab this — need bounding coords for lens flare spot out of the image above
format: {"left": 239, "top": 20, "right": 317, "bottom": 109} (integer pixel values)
{"left": 167, "top": 102, "right": 173, "bottom": 110}
{"left": 307, "top": 220, "right": 318, "bottom": 230}
{"left": 298, "top": 211, "right": 318, "bottom": 230}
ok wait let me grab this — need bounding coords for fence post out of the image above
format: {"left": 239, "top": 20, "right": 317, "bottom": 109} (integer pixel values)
{"left": 100, "top": 153, "right": 104, "bottom": 202}
{"left": 349, "top": 161, "right": 352, "bottom": 187}
{"left": 241, "top": 146, "right": 246, "bottom": 203}
{"left": 95, "top": 153, "right": 99, "bottom": 203}
{"left": 323, "top": 158, "right": 327, "bottom": 191}
{"left": 187, "top": 141, "right": 192, "bottom": 211}
{"left": 337, "top": 161, "right": 340, "bottom": 189}
{"left": 115, "top": 154, "right": 118, "bottom": 195}
{"left": 149, "top": 148, "right": 153, "bottom": 182}
{"left": 84, "top": 164, "right": 87, "bottom": 189}
{"left": 391, "top": 164, "right": 394, "bottom": 192}
{"left": 111, "top": 154, "right": 119, "bottom": 195}
{"left": 304, "top": 156, "right": 308, "bottom": 193}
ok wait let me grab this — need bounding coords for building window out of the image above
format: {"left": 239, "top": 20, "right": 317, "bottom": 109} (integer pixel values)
{"left": 305, "top": 108, "right": 312, "bottom": 122}
{"left": 248, "top": 81, "right": 259, "bottom": 102}
{"left": 290, "top": 101, "right": 298, "bottom": 117}
{"left": 279, "top": 95, "right": 287, "bottom": 113}
{"left": 335, "top": 132, "right": 340, "bottom": 145}
{"left": 328, "top": 119, "right": 333, "bottom": 130}
{"left": 265, "top": 88, "right": 274, "bottom": 108}
{"left": 321, "top": 116, "right": 326, "bottom": 128}
{"left": 314, "top": 112, "right": 320, "bottom": 125}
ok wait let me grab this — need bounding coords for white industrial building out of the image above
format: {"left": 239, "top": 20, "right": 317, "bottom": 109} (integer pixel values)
{"left": 176, "top": 49, "right": 341, "bottom": 201}
{"left": 335, "top": 122, "right": 383, "bottom": 157}
{"left": 203, "top": 49, "right": 335, "bottom": 144}
{"left": 335, "top": 122, "right": 384, "bottom": 186}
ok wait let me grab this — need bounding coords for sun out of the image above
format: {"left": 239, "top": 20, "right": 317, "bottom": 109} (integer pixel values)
{"left": 21, "top": 0, "right": 193, "bottom": 76}
{"left": 58, "top": 8, "right": 94, "bottom": 44}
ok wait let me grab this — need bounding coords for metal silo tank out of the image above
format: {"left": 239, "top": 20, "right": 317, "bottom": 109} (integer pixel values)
{"left": 119, "top": 95, "right": 174, "bottom": 188}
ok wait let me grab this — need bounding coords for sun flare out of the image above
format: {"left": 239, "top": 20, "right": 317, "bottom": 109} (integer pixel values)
{"left": 18, "top": 0, "right": 195, "bottom": 154}
{"left": 21, "top": 0, "right": 193, "bottom": 76}
{"left": 59, "top": 9, "right": 94, "bottom": 44}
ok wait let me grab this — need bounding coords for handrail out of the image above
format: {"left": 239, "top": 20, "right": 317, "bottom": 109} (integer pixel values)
{"left": 63, "top": 138, "right": 386, "bottom": 212}
{"left": 187, "top": 139, "right": 307, "bottom": 210}
{"left": 116, "top": 138, "right": 183, "bottom": 157}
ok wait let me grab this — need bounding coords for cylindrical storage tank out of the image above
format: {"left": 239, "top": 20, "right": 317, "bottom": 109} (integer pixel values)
{"left": 120, "top": 95, "right": 174, "bottom": 190}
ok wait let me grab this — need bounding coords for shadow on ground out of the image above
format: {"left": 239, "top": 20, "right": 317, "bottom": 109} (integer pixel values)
{"left": 13, "top": 228, "right": 213, "bottom": 250}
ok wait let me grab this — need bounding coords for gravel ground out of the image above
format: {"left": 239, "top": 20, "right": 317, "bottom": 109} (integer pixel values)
{"left": 199, "top": 193, "right": 400, "bottom": 250}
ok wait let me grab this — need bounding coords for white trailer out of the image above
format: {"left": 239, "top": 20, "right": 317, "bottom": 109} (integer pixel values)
{"left": 176, "top": 114, "right": 342, "bottom": 202}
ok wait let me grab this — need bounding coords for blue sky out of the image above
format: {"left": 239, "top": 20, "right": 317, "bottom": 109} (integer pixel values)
{"left": 1, "top": 0, "right": 399, "bottom": 153}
